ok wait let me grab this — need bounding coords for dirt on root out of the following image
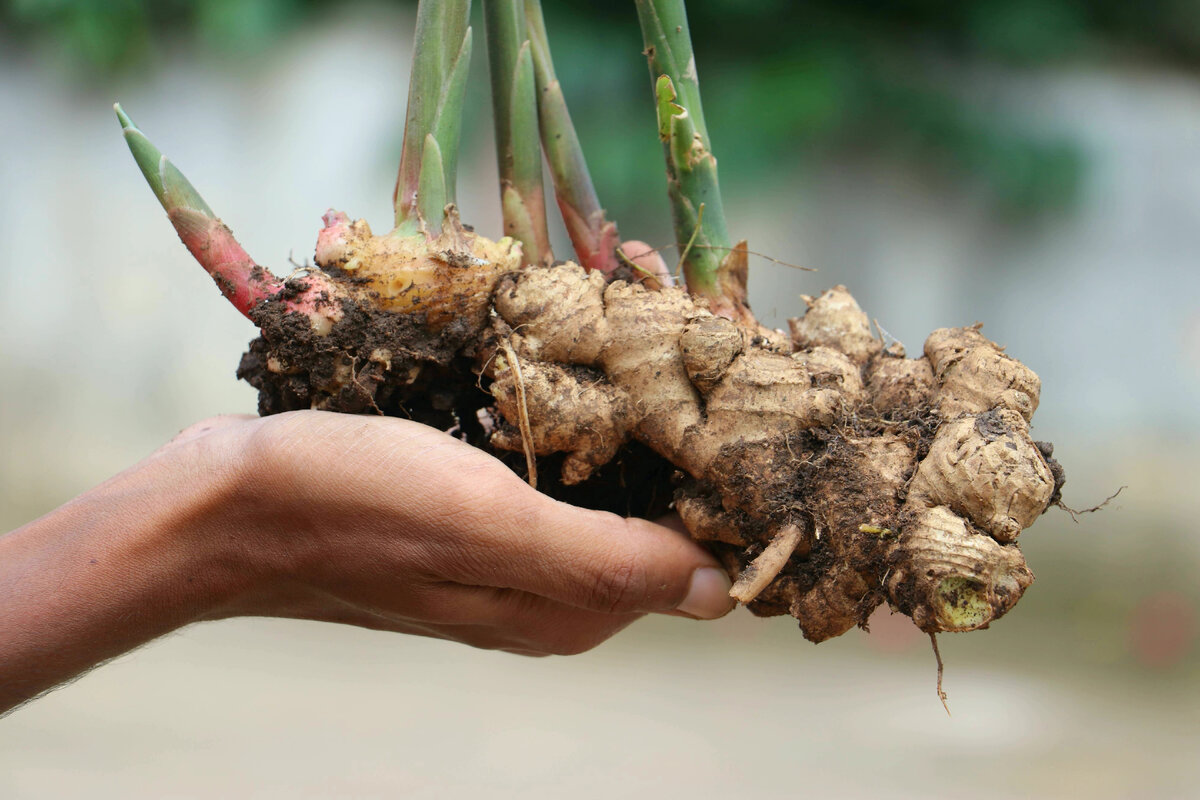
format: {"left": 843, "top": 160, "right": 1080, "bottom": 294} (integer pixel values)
{"left": 237, "top": 292, "right": 679, "bottom": 519}
{"left": 694, "top": 401, "right": 954, "bottom": 640}
{"left": 239, "top": 291, "right": 481, "bottom": 423}
{"left": 497, "top": 442, "right": 677, "bottom": 519}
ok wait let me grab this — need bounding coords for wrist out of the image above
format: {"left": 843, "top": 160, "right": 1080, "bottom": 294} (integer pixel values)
{"left": 0, "top": 433, "right": 254, "bottom": 712}
{"left": 56, "top": 443, "right": 252, "bottom": 626}
{"left": 134, "top": 422, "right": 294, "bottom": 622}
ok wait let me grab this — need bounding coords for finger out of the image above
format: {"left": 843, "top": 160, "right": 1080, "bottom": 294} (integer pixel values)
{"left": 434, "top": 584, "right": 644, "bottom": 654}
{"left": 447, "top": 492, "right": 735, "bottom": 620}
{"left": 654, "top": 512, "right": 688, "bottom": 536}
{"left": 649, "top": 515, "right": 720, "bottom": 617}
{"left": 408, "top": 588, "right": 642, "bottom": 655}
{"left": 300, "top": 583, "right": 641, "bottom": 656}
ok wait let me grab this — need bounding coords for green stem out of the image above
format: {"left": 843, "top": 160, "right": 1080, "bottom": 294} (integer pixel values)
{"left": 524, "top": 0, "right": 620, "bottom": 275}
{"left": 636, "top": 0, "right": 709, "bottom": 144}
{"left": 393, "top": 0, "right": 473, "bottom": 236}
{"left": 635, "top": 0, "right": 736, "bottom": 302}
{"left": 483, "top": 0, "right": 553, "bottom": 265}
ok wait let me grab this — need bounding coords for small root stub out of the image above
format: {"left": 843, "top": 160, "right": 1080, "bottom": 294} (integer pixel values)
{"left": 498, "top": 337, "right": 539, "bottom": 490}
{"left": 730, "top": 523, "right": 806, "bottom": 604}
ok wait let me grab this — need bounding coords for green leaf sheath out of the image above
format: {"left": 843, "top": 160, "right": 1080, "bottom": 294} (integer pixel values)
{"left": 115, "top": 104, "right": 213, "bottom": 217}
{"left": 484, "top": 0, "right": 552, "bottom": 264}
{"left": 635, "top": 0, "right": 708, "bottom": 142}
{"left": 416, "top": 133, "right": 448, "bottom": 228}
{"left": 636, "top": 0, "right": 731, "bottom": 297}
{"left": 524, "top": 0, "right": 619, "bottom": 275}
{"left": 114, "top": 104, "right": 282, "bottom": 318}
{"left": 394, "top": 0, "right": 473, "bottom": 235}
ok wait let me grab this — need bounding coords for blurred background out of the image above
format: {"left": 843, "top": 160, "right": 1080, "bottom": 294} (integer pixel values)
{"left": 1, "top": 1, "right": 1197, "bottom": 797}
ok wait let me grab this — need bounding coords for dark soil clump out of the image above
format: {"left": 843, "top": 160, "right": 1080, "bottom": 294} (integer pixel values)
{"left": 237, "top": 294, "right": 677, "bottom": 519}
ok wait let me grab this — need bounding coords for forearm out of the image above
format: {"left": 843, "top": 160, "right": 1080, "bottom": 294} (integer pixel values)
{"left": 0, "top": 459, "right": 245, "bottom": 714}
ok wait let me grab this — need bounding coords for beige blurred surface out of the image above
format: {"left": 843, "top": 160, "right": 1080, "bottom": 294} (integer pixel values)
{"left": 1, "top": 605, "right": 1196, "bottom": 800}
{"left": 1, "top": 8, "right": 1198, "bottom": 798}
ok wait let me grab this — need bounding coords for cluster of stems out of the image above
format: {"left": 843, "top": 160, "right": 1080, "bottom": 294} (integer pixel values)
{"left": 478, "top": 0, "right": 739, "bottom": 299}
{"left": 482, "top": 0, "right": 625, "bottom": 275}
{"left": 118, "top": 0, "right": 744, "bottom": 310}
{"left": 477, "top": 0, "right": 739, "bottom": 297}
{"left": 508, "top": 0, "right": 741, "bottom": 305}
{"left": 392, "top": 0, "right": 473, "bottom": 237}
{"left": 483, "top": 0, "right": 551, "bottom": 265}
{"left": 523, "top": 0, "right": 621, "bottom": 276}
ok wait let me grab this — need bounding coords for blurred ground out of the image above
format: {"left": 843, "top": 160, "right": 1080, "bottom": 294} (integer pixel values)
{"left": 1, "top": 7, "right": 1197, "bottom": 798}
{"left": 0, "top": 601, "right": 1196, "bottom": 799}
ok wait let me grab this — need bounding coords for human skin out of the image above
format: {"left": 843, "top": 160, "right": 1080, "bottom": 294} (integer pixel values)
{"left": 0, "top": 411, "right": 734, "bottom": 715}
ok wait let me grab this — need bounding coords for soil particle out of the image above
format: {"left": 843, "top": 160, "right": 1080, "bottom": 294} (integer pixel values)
{"left": 1040, "top": 446, "right": 1067, "bottom": 507}
{"left": 974, "top": 408, "right": 1009, "bottom": 441}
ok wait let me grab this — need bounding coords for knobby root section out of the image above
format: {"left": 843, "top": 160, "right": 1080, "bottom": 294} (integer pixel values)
{"left": 234, "top": 211, "right": 1066, "bottom": 645}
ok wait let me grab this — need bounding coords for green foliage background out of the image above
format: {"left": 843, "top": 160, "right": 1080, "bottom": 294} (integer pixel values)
{"left": 5, "top": 0, "right": 1198, "bottom": 214}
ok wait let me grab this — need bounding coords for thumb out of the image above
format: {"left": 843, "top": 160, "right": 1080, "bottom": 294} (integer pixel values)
{"left": 471, "top": 493, "right": 736, "bottom": 620}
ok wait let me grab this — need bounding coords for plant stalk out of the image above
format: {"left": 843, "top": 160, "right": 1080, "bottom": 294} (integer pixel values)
{"left": 393, "top": 0, "right": 474, "bottom": 236}
{"left": 524, "top": 0, "right": 620, "bottom": 275}
{"left": 483, "top": 0, "right": 553, "bottom": 265}
{"left": 635, "top": 0, "right": 746, "bottom": 312}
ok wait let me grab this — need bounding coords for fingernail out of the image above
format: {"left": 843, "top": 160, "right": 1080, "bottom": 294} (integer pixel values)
{"left": 676, "top": 567, "right": 736, "bottom": 620}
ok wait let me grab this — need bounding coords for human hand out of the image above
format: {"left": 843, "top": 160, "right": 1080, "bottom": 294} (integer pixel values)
{"left": 1, "top": 411, "right": 733, "bottom": 711}
{"left": 190, "top": 411, "right": 735, "bottom": 654}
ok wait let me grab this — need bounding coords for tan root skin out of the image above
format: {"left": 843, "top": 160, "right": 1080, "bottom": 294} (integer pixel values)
{"left": 246, "top": 224, "right": 1060, "bottom": 643}
{"left": 487, "top": 268, "right": 1057, "bottom": 640}
{"left": 314, "top": 209, "right": 521, "bottom": 330}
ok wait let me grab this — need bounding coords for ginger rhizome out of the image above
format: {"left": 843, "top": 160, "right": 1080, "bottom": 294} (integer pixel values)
{"left": 117, "top": 0, "right": 1064, "bottom": 647}
{"left": 487, "top": 271, "right": 1060, "bottom": 640}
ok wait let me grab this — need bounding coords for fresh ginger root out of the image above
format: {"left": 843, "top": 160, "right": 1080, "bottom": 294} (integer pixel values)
{"left": 236, "top": 213, "right": 1064, "bottom": 643}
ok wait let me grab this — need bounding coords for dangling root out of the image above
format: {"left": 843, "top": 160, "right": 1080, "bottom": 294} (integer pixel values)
{"left": 930, "top": 632, "right": 950, "bottom": 716}
{"left": 499, "top": 336, "right": 538, "bottom": 490}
